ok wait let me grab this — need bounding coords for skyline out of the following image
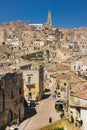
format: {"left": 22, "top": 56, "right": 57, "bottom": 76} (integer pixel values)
{"left": 0, "top": 0, "right": 87, "bottom": 28}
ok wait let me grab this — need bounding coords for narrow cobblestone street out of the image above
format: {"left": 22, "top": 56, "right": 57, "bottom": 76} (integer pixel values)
{"left": 18, "top": 90, "right": 60, "bottom": 130}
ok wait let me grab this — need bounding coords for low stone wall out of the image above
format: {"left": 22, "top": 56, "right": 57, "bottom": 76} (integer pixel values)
{"left": 37, "top": 119, "right": 81, "bottom": 130}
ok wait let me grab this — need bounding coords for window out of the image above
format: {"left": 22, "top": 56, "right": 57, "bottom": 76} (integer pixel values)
{"left": 28, "top": 92, "right": 32, "bottom": 99}
{"left": 28, "top": 65, "right": 31, "bottom": 70}
{"left": 76, "top": 108, "right": 81, "bottom": 117}
{"left": 0, "top": 82, "right": 1, "bottom": 89}
{"left": 19, "top": 88, "right": 22, "bottom": 95}
{"left": 3, "top": 92, "right": 5, "bottom": 111}
{"left": 1, "top": 80, "right": 3, "bottom": 86}
{"left": 11, "top": 91, "right": 13, "bottom": 99}
{"left": 28, "top": 77, "right": 31, "bottom": 85}
{"left": 74, "top": 65, "right": 76, "bottom": 70}
{"left": 35, "top": 67, "right": 37, "bottom": 69}
{"left": 57, "top": 85, "right": 60, "bottom": 89}
{"left": 0, "top": 112, "right": 2, "bottom": 121}
{"left": 64, "top": 83, "right": 66, "bottom": 86}
{"left": 78, "top": 66, "right": 80, "bottom": 70}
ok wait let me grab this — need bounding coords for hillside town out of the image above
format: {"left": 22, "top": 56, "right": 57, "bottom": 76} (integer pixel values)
{"left": 0, "top": 11, "right": 87, "bottom": 130}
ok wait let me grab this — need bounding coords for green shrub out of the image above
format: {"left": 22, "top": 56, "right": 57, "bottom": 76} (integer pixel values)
{"left": 71, "top": 115, "right": 74, "bottom": 123}
{"left": 80, "top": 120, "right": 83, "bottom": 126}
{"left": 55, "top": 104, "right": 63, "bottom": 111}
{"left": 54, "top": 127, "right": 64, "bottom": 130}
{"left": 60, "top": 111, "right": 64, "bottom": 119}
{"left": 75, "top": 122, "right": 77, "bottom": 126}
{"left": 55, "top": 104, "right": 60, "bottom": 111}
{"left": 10, "top": 119, "right": 17, "bottom": 125}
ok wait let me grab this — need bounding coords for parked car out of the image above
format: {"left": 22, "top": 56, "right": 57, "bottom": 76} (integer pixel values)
{"left": 55, "top": 99, "right": 64, "bottom": 105}
{"left": 57, "top": 92, "right": 61, "bottom": 97}
{"left": 55, "top": 99, "right": 64, "bottom": 110}
{"left": 27, "top": 99, "right": 36, "bottom": 107}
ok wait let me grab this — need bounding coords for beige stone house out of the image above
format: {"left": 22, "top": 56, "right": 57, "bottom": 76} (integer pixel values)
{"left": 44, "top": 67, "right": 56, "bottom": 90}
{"left": 20, "top": 62, "right": 44, "bottom": 101}
{"left": 44, "top": 63, "right": 70, "bottom": 90}
{"left": 56, "top": 72, "right": 72, "bottom": 111}
{"left": 56, "top": 72, "right": 87, "bottom": 112}
{"left": 50, "top": 73, "right": 60, "bottom": 89}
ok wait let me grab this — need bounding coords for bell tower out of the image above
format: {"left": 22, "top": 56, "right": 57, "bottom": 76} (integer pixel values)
{"left": 47, "top": 10, "right": 52, "bottom": 27}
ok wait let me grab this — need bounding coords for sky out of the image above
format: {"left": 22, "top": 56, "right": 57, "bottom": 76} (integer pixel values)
{"left": 0, "top": 0, "right": 87, "bottom": 28}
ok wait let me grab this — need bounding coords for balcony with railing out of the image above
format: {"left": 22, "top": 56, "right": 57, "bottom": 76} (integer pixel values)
{"left": 26, "top": 82, "right": 35, "bottom": 88}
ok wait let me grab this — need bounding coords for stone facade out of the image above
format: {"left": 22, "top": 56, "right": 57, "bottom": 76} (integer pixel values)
{"left": 0, "top": 70, "right": 24, "bottom": 130}
{"left": 20, "top": 63, "right": 44, "bottom": 102}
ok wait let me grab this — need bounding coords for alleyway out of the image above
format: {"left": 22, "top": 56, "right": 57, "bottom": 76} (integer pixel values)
{"left": 18, "top": 89, "right": 60, "bottom": 130}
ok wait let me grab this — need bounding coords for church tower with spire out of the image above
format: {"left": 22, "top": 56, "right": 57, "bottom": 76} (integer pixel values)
{"left": 47, "top": 10, "right": 52, "bottom": 27}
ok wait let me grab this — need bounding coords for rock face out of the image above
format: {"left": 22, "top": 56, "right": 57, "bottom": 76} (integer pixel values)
{"left": 0, "top": 71, "right": 24, "bottom": 130}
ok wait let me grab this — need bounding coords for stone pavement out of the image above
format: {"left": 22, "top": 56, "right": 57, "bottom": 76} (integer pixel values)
{"left": 18, "top": 91, "right": 60, "bottom": 130}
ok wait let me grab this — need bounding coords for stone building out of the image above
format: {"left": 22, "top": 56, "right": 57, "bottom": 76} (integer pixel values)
{"left": 56, "top": 72, "right": 87, "bottom": 114}
{"left": 47, "top": 10, "right": 52, "bottom": 27}
{"left": 44, "top": 10, "right": 52, "bottom": 29}
{"left": 20, "top": 62, "right": 44, "bottom": 102}
{"left": 70, "top": 84, "right": 87, "bottom": 130}
{"left": 0, "top": 70, "right": 24, "bottom": 130}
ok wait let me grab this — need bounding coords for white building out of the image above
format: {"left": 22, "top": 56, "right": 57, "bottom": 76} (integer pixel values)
{"left": 6, "top": 38, "right": 23, "bottom": 46}
{"left": 70, "top": 84, "right": 87, "bottom": 130}
{"left": 71, "top": 59, "right": 87, "bottom": 74}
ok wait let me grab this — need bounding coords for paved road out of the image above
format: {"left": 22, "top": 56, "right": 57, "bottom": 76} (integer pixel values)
{"left": 18, "top": 90, "right": 60, "bottom": 130}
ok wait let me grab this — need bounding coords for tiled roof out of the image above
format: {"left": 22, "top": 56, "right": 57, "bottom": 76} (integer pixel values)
{"left": 72, "top": 84, "right": 87, "bottom": 99}
{"left": 50, "top": 73, "right": 60, "bottom": 78}
{"left": 58, "top": 73, "right": 71, "bottom": 80}
{"left": 47, "top": 68, "right": 56, "bottom": 72}
{"left": 69, "top": 75, "right": 86, "bottom": 83}
{"left": 56, "top": 63, "right": 70, "bottom": 71}
{"left": 57, "top": 73, "right": 86, "bottom": 83}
